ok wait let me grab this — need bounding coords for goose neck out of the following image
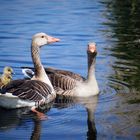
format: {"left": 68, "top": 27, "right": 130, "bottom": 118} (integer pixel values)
{"left": 31, "top": 44, "right": 43, "bottom": 77}
{"left": 87, "top": 53, "right": 96, "bottom": 81}
{"left": 31, "top": 43, "right": 54, "bottom": 91}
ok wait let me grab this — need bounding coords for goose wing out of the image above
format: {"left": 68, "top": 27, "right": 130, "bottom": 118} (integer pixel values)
{"left": 21, "top": 66, "right": 85, "bottom": 81}
{"left": 49, "top": 72, "right": 78, "bottom": 90}
{"left": 45, "top": 67, "right": 85, "bottom": 90}
{"left": 45, "top": 67, "right": 85, "bottom": 81}
{"left": 1, "top": 79, "right": 53, "bottom": 102}
{"left": 21, "top": 67, "right": 85, "bottom": 90}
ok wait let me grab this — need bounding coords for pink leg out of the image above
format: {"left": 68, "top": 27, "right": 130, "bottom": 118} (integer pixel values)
{"left": 31, "top": 106, "right": 47, "bottom": 120}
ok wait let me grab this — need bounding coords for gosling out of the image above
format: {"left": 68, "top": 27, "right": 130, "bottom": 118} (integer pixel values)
{"left": 0, "top": 66, "right": 14, "bottom": 88}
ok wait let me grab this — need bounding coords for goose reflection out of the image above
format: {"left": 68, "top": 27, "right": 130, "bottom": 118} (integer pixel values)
{"left": 0, "top": 95, "right": 98, "bottom": 140}
{"left": 54, "top": 95, "right": 98, "bottom": 140}
{"left": 30, "top": 119, "right": 41, "bottom": 140}
{"left": 0, "top": 102, "right": 53, "bottom": 140}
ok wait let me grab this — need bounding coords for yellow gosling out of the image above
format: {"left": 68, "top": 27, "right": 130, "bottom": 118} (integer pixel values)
{"left": 0, "top": 74, "right": 12, "bottom": 88}
{"left": 3, "top": 66, "right": 14, "bottom": 75}
{"left": 0, "top": 66, "right": 13, "bottom": 88}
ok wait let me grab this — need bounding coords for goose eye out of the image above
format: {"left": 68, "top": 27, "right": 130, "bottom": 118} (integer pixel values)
{"left": 41, "top": 36, "right": 44, "bottom": 38}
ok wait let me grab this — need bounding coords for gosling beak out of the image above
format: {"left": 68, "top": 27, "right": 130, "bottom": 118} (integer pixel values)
{"left": 47, "top": 35, "right": 60, "bottom": 44}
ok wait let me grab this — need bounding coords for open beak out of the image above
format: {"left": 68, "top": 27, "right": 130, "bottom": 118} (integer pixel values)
{"left": 87, "top": 42, "right": 96, "bottom": 53}
{"left": 47, "top": 35, "right": 60, "bottom": 44}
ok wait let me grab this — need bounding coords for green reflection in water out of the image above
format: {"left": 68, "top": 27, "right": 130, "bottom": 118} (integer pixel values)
{"left": 101, "top": 0, "right": 140, "bottom": 91}
{"left": 100, "top": 1, "right": 140, "bottom": 138}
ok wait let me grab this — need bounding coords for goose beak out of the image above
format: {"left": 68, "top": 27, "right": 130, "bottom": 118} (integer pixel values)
{"left": 88, "top": 42, "right": 96, "bottom": 53}
{"left": 47, "top": 35, "right": 60, "bottom": 44}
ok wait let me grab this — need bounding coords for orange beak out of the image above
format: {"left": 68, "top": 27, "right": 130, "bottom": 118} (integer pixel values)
{"left": 88, "top": 42, "right": 96, "bottom": 53}
{"left": 47, "top": 35, "right": 60, "bottom": 44}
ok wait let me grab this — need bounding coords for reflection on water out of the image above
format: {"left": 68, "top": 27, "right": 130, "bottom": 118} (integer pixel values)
{"left": 30, "top": 119, "right": 41, "bottom": 140}
{"left": 0, "top": 96, "right": 98, "bottom": 140}
{"left": 0, "top": 102, "right": 52, "bottom": 140}
{"left": 103, "top": 0, "right": 140, "bottom": 91}
{"left": 102, "top": 0, "right": 140, "bottom": 101}
{"left": 100, "top": 0, "right": 140, "bottom": 139}
{"left": 0, "top": 0, "right": 140, "bottom": 139}
{"left": 55, "top": 95, "right": 98, "bottom": 140}
{"left": 0, "top": 107, "right": 37, "bottom": 139}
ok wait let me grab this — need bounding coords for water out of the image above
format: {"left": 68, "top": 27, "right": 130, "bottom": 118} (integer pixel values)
{"left": 0, "top": 0, "right": 140, "bottom": 139}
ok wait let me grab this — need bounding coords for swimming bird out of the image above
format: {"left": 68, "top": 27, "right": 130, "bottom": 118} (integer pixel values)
{"left": 0, "top": 33, "right": 60, "bottom": 115}
{"left": 22, "top": 42, "right": 99, "bottom": 97}
{"left": 0, "top": 66, "right": 14, "bottom": 88}
{"left": 0, "top": 74, "right": 12, "bottom": 88}
{"left": 3, "top": 66, "right": 14, "bottom": 75}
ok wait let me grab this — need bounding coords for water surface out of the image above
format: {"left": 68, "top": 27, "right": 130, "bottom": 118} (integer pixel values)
{"left": 0, "top": 0, "right": 140, "bottom": 140}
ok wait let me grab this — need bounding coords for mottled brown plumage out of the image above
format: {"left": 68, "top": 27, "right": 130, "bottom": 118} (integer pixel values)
{"left": 0, "top": 33, "right": 60, "bottom": 109}
{"left": 22, "top": 66, "right": 85, "bottom": 90}
{"left": 22, "top": 42, "right": 99, "bottom": 97}
{"left": 1, "top": 79, "right": 54, "bottom": 103}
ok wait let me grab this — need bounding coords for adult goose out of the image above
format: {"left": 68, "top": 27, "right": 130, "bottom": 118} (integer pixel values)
{"left": 0, "top": 33, "right": 60, "bottom": 113}
{"left": 0, "top": 66, "right": 14, "bottom": 88}
{"left": 22, "top": 42, "right": 99, "bottom": 97}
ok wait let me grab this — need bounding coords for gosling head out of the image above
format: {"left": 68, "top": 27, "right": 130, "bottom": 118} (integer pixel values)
{"left": 3, "top": 66, "right": 14, "bottom": 75}
{"left": 32, "top": 32, "right": 60, "bottom": 47}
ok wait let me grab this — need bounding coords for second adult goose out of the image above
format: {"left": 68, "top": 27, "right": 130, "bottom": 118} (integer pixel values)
{"left": 0, "top": 33, "right": 60, "bottom": 112}
{"left": 22, "top": 42, "right": 99, "bottom": 97}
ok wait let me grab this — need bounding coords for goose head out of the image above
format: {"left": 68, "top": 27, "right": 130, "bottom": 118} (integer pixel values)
{"left": 32, "top": 32, "right": 60, "bottom": 47}
{"left": 3, "top": 66, "right": 14, "bottom": 75}
{"left": 87, "top": 42, "right": 97, "bottom": 56}
{"left": 87, "top": 42, "right": 97, "bottom": 71}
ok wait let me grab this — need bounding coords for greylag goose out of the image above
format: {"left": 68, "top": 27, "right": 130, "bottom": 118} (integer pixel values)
{"left": 22, "top": 42, "right": 99, "bottom": 97}
{"left": 0, "top": 66, "right": 14, "bottom": 88}
{"left": 0, "top": 33, "right": 60, "bottom": 113}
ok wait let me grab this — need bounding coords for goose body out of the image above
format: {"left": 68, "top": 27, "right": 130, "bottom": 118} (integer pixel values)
{"left": 0, "top": 80, "right": 53, "bottom": 108}
{"left": 0, "top": 33, "right": 60, "bottom": 109}
{"left": 22, "top": 42, "right": 99, "bottom": 97}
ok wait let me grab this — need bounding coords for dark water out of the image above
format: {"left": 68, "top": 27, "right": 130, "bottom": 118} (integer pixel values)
{"left": 0, "top": 0, "right": 140, "bottom": 139}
